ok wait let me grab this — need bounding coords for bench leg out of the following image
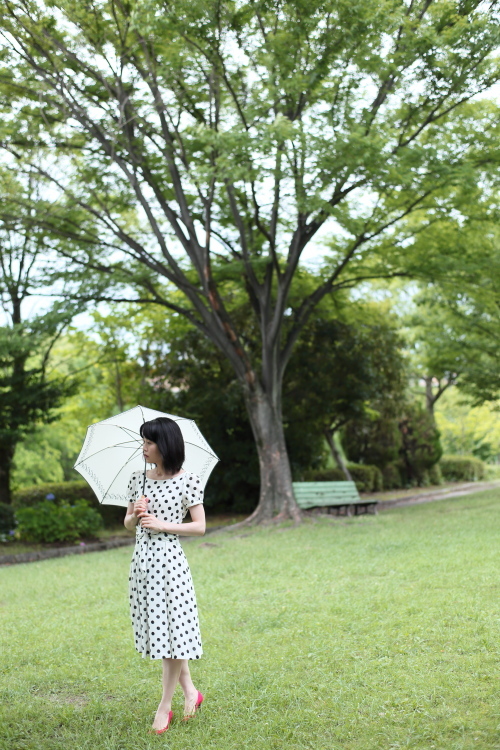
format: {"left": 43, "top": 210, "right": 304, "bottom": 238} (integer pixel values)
{"left": 354, "top": 503, "right": 378, "bottom": 515}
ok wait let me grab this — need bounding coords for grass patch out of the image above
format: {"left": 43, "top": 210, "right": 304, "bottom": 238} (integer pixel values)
{"left": 1, "top": 491, "right": 500, "bottom": 749}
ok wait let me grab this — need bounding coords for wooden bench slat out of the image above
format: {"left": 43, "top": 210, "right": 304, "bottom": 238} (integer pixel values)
{"left": 294, "top": 490, "right": 359, "bottom": 498}
{"left": 293, "top": 480, "right": 356, "bottom": 490}
{"left": 294, "top": 484, "right": 357, "bottom": 494}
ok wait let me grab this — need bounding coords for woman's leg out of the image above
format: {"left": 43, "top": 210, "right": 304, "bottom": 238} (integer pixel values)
{"left": 152, "top": 658, "right": 183, "bottom": 730}
{"left": 178, "top": 660, "right": 201, "bottom": 716}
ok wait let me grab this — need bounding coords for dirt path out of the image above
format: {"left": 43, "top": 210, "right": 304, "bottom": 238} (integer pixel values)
{"left": 375, "top": 480, "right": 500, "bottom": 510}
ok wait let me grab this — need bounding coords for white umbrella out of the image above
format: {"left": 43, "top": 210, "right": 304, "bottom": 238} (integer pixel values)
{"left": 73, "top": 405, "right": 219, "bottom": 507}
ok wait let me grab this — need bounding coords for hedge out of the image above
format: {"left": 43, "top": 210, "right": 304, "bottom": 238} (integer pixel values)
{"left": 0, "top": 503, "right": 16, "bottom": 535}
{"left": 305, "top": 463, "right": 383, "bottom": 493}
{"left": 12, "top": 481, "right": 125, "bottom": 527}
{"left": 439, "top": 455, "right": 485, "bottom": 482}
{"left": 16, "top": 500, "right": 103, "bottom": 544}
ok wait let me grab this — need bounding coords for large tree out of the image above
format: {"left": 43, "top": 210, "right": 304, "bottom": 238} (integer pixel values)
{"left": 404, "top": 212, "right": 500, "bottom": 414}
{"left": 0, "top": 168, "right": 78, "bottom": 503}
{"left": 1, "top": 0, "right": 499, "bottom": 521}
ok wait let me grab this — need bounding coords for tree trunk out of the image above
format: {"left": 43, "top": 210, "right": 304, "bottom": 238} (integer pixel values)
{"left": 324, "top": 429, "right": 353, "bottom": 481}
{"left": 424, "top": 376, "right": 435, "bottom": 417}
{"left": 0, "top": 338, "right": 25, "bottom": 505}
{"left": 240, "top": 382, "right": 301, "bottom": 524}
{"left": 0, "top": 444, "right": 15, "bottom": 504}
{"left": 424, "top": 375, "right": 457, "bottom": 422}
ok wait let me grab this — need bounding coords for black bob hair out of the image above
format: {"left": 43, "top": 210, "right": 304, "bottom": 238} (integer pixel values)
{"left": 140, "top": 417, "right": 185, "bottom": 474}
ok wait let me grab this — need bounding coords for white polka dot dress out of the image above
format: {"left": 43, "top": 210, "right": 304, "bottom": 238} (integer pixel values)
{"left": 127, "top": 470, "right": 203, "bottom": 660}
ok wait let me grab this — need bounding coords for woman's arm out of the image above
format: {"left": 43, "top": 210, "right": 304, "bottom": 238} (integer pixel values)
{"left": 124, "top": 502, "right": 138, "bottom": 531}
{"left": 139, "top": 503, "right": 206, "bottom": 537}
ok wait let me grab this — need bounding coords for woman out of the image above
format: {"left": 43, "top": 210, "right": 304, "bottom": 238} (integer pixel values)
{"left": 124, "top": 417, "right": 206, "bottom": 734}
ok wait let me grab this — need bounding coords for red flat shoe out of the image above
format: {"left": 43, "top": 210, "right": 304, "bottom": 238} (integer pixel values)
{"left": 154, "top": 710, "right": 173, "bottom": 735}
{"left": 183, "top": 691, "right": 204, "bottom": 721}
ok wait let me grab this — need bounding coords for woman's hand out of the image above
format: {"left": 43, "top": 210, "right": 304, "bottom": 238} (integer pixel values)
{"left": 134, "top": 495, "right": 149, "bottom": 518}
{"left": 124, "top": 497, "right": 148, "bottom": 532}
{"left": 140, "top": 512, "right": 166, "bottom": 534}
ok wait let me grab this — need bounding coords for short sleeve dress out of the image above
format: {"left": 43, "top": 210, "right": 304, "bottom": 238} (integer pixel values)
{"left": 127, "top": 470, "right": 204, "bottom": 660}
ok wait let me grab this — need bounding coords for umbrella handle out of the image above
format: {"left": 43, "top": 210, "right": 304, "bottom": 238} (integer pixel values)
{"left": 142, "top": 457, "right": 147, "bottom": 495}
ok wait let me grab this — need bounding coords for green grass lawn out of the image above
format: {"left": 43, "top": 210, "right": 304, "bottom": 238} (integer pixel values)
{"left": 1, "top": 490, "right": 500, "bottom": 750}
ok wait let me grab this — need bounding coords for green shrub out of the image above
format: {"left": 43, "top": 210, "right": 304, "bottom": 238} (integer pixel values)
{"left": 305, "top": 463, "right": 383, "bottom": 492}
{"left": 12, "top": 480, "right": 94, "bottom": 507}
{"left": 305, "top": 468, "right": 345, "bottom": 482}
{"left": 0, "top": 503, "right": 16, "bottom": 535}
{"left": 399, "top": 403, "right": 442, "bottom": 485}
{"left": 343, "top": 401, "right": 441, "bottom": 488}
{"left": 440, "top": 455, "right": 485, "bottom": 482}
{"left": 428, "top": 463, "right": 443, "bottom": 486}
{"left": 420, "top": 470, "right": 432, "bottom": 487}
{"left": 382, "top": 462, "right": 403, "bottom": 490}
{"left": 12, "top": 481, "right": 124, "bottom": 527}
{"left": 485, "top": 464, "right": 500, "bottom": 481}
{"left": 343, "top": 414, "right": 402, "bottom": 469}
{"left": 15, "top": 500, "right": 103, "bottom": 544}
{"left": 348, "top": 463, "right": 383, "bottom": 492}
{"left": 370, "top": 465, "right": 384, "bottom": 492}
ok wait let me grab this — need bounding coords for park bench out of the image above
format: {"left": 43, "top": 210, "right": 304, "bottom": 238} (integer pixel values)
{"left": 293, "top": 481, "right": 378, "bottom": 516}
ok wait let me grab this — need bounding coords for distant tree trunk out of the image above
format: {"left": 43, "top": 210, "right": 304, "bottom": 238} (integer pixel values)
{"left": 0, "top": 444, "right": 15, "bottom": 504}
{"left": 1, "top": 325, "right": 27, "bottom": 504}
{"left": 424, "top": 376, "right": 436, "bottom": 417}
{"left": 423, "top": 375, "right": 457, "bottom": 420}
{"left": 324, "top": 428, "right": 353, "bottom": 481}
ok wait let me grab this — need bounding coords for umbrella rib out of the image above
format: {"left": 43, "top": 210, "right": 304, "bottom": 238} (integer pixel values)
{"left": 183, "top": 440, "right": 219, "bottom": 459}
{"left": 98, "top": 424, "right": 141, "bottom": 440}
{"left": 100, "top": 445, "right": 144, "bottom": 504}
{"left": 74, "top": 439, "right": 141, "bottom": 467}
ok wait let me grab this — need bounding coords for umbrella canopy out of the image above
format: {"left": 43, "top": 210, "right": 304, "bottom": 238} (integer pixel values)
{"left": 74, "top": 405, "right": 219, "bottom": 507}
